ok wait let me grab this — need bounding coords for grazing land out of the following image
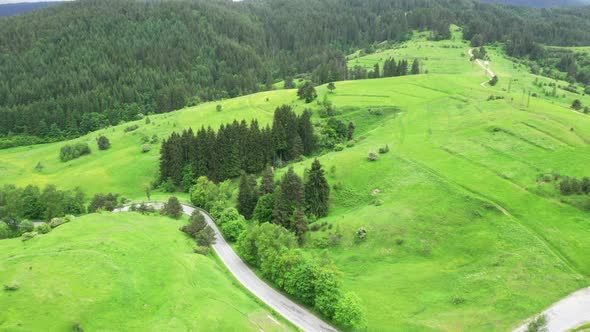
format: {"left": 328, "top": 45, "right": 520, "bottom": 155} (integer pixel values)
{"left": 1, "top": 26, "right": 590, "bottom": 331}
{"left": 0, "top": 212, "right": 289, "bottom": 331}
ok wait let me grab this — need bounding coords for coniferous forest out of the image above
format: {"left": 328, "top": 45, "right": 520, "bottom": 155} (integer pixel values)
{"left": 159, "top": 105, "right": 315, "bottom": 188}
{"left": 2, "top": 0, "right": 590, "bottom": 148}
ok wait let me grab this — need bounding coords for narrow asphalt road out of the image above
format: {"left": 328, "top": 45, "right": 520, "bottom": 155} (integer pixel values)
{"left": 114, "top": 202, "right": 338, "bottom": 332}
{"left": 468, "top": 48, "right": 495, "bottom": 87}
{"left": 513, "top": 287, "right": 590, "bottom": 332}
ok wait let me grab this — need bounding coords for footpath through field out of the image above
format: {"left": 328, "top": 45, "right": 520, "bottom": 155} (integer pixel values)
{"left": 468, "top": 48, "right": 495, "bottom": 87}
{"left": 114, "top": 202, "right": 338, "bottom": 332}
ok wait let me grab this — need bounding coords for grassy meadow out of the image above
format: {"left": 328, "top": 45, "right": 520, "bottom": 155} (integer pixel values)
{"left": 1, "top": 29, "right": 590, "bottom": 331}
{"left": 0, "top": 213, "right": 290, "bottom": 331}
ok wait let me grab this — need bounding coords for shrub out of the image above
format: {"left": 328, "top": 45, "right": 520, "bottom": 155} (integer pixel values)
{"left": 64, "top": 215, "right": 75, "bottom": 223}
{"left": 161, "top": 196, "right": 183, "bottom": 219}
{"left": 334, "top": 292, "right": 366, "bottom": 329}
{"left": 141, "top": 144, "right": 151, "bottom": 153}
{"left": 181, "top": 210, "right": 215, "bottom": 246}
{"left": 525, "top": 315, "right": 548, "bottom": 332}
{"left": 88, "top": 193, "right": 119, "bottom": 212}
{"left": 489, "top": 75, "right": 498, "bottom": 86}
{"left": 378, "top": 144, "right": 390, "bottom": 154}
{"left": 216, "top": 104, "right": 222, "bottom": 112}
{"left": 367, "top": 152, "right": 379, "bottom": 161}
{"left": 161, "top": 177, "right": 176, "bottom": 192}
{"left": 451, "top": 296, "right": 465, "bottom": 305}
{"left": 572, "top": 99, "right": 583, "bottom": 110}
{"left": 346, "top": 141, "right": 355, "bottom": 148}
{"left": 3, "top": 283, "right": 19, "bottom": 291}
{"left": 333, "top": 143, "right": 344, "bottom": 151}
{"left": 0, "top": 221, "right": 9, "bottom": 239}
{"left": 585, "top": 86, "right": 590, "bottom": 95}
{"left": 97, "top": 135, "right": 110, "bottom": 150}
{"left": 221, "top": 218, "right": 246, "bottom": 242}
{"left": 60, "top": 143, "right": 91, "bottom": 162}
{"left": 18, "top": 220, "right": 34, "bottom": 234}
{"left": 356, "top": 227, "right": 367, "bottom": 240}
{"left": 124, "top": 124, "right": 139, "bottom": 132}
{"left": 193, "top": 245, "right": 210, "bottom": 255}
{"left": 21, "top": 231, "right": 38, "bottom": 242}
{"left": 49, "top": 217, "right": 64, "bottom": 228}
{"left": 35, "top": 222, "right": 51, "bottom": 234}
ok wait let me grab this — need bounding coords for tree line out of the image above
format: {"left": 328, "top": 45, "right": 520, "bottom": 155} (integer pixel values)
{"left": 159, "top": 105, "right": 315, "bottom": 188}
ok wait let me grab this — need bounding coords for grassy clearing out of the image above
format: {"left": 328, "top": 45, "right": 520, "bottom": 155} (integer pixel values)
{"left": 0, "top": 213, "right": 290, "bottom": 331}
{"left": 1, "top": 30, "right": 590, "bottom": 331}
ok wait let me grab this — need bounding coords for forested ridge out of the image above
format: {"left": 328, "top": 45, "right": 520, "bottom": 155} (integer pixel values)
{"left": 1, "top": 0, "right": 590, "bottom": 148}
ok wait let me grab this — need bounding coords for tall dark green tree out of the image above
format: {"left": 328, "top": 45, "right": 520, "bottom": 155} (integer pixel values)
{"left": 273, "top": 167, "right": 304, "bottom": 229}
{"left": 237, "top": 173, "right": 259, "bottom": 219}
{"left": 260, "top": 165, "right": 275, "bottom": 195}
{"left": 411, "top": 59, "right": 420, "bottom": 75}
{"left": 304, "top": 159, "right": 330, "bottom": 218}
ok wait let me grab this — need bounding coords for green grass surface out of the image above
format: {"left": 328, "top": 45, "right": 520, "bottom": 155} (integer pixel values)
{"left": 1, "top": 30, "right": 590, "bottom": 331}
{"left": 0, "top": 213, "right": 290, "bottom": 331}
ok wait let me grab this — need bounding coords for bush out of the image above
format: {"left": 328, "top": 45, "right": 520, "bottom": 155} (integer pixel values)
{"left": 333, "top": 143, "right": 344, "bottom": 151}
{"left": 181, "top": 210, "right": 215, "bottom": 246}
{"left": 97, "top": 135, "right": 110, "bottom": 150}
{"left": 0, "top": 221, "right": 9, "bottom": 239}
{"left": 124, "top": 124, "right": 139, "bottom": 132}
{"left": 525, "top": 315, "right": 548, "bottom": 332}
{"left": 572, "top": 99, "right": 583, "bottom": 110}
{"left": 60, "top": 143, "right": 91, "bottom": 162}
{"left": 49, "top": 217, "right": 65, "bottom": 228}
{"left": 161, "top": 196, "right": 183, "bottom": 219}
{"left": 3, "top": 283, "right": 19, "bottom": 291}
{"left": 221, "top": 218, "right": 246, "bottom": 242}
{"left": 489, "top": 75, "right": 498, "bottom": 86}
{"left": 378, "top": 144, "right": 390, "bottom": 154}
{"left": 585, "top": 86, "right": 590, "bottom": 95}
{"left": 35, "top": 222, "right": 51, "bottom": 234}
{"left": 141, "top": 144, "right": 151, "bottom": 153}
{"left": 334, "top": 292, "right": 366, "bottom": 329}
{"left": 193, "top": 245, "right": 210, "bottom": 255}
{"left": 356, "top": 227, "right": 367, "bottom": 240}
{"left": 346, "top": 141, "right": 355, "bottom": 148}
{"left": 367, "top": 152, "right": 379, "bottom": 161}
{"left": 18, "top": 220, "right": 34, "bottom": 234}
{"left": 88, "top": 193, "right": 119, "bottom": 212}
{"left": 63, "top": 215, "right": 75, "bottom": 223}
{"left": 21, "top": 231, "right": 38, "bottom": 242}
{"left": 161, "top": 177, "right": 176, "bottom": 192}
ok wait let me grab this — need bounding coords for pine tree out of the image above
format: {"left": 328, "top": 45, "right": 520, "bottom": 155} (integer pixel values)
{"left": 411, "top": 59, "right": 420, "bottom": 74}
{"left": 237, "top": 173, "right": 259, "bottom": 219}
{"left": 373, "top": 63, "right": 380, "bottom": 78}
{"left": 273, "top": 167, "right": 304, "bottom": 229}
{"left": 290, "top": 208, "right": 309, "bottom": 242}
{"left": 305, "top": 159, "right": 330, "bottom": 218}
{"left": 260, "top": 165, "right": 275, "bottom": 195}
{"left": 299, "top": 109, "right": 315, "bottom": 156}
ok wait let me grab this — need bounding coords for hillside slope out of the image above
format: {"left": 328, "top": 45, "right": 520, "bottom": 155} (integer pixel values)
{"left": 0, "top": 213, "right": 289, "bottom": 331}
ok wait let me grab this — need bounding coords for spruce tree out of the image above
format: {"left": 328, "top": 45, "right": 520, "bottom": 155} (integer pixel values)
{"left": 290, "top": 208, "right": 309, "bottom": 242}
{"left": 411, "top": 59, "right": 420, "bottom": 74}
{"left": 237, "top": 173, "right": 259, "bottom": 219}
{"left": 373, "top": 63, "right": 380, "bottom": 78}
{"left": 273, "top": 167, "right": 304, "bottom": 229}
{"left": 298, "top": 110, "right": 315, "bottom": 156}
{"left": 260, "top": 165, "right": 275, "bottom": 195}
{"left": 305, "top": 159, "right": 330, "bottom": 218}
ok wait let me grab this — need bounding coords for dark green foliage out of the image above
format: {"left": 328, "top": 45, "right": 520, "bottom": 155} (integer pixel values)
{"left": 290, "top": 208, "right": 309, "bottom": 242}
{"left": 525, "top": 315, "right": 548, "bottom": 332}
{"left": 489, "top": 75, "right": 499, "bottom": 86}
{"left": 181, "top": 210, "right": 215, "bottom": 247}
{"left": 297, "top": 82, "right": 317, "bottom": 103}
{"left": 334, "top": 292, "right": 366, "bottom": 329}
{"left": 327, "top": 82, "right": 336, "bottom": 93}
{"left": 572, "top": 99, "right": 583, "bottom": 110}
{"left": 124, "top": 125, "right": 139, "bottom": 133}
{"left": 97, "top": 135, "right": 110, "bottom": 150}
{"left": 273, "top": 168, "right": 305, "bottom": 230}
{"left": 59, "top": 143, "right": 91, "bottom": 162}
{"left": 559, "top": 176, "right": 590, "bottom": 195}
{"left": 161, "top": 196, "right": 183, "bottom": 219}
{"left": 379, "top": 145, "right": 390, "bottom": 154}
{"left": 160, "top": 105, "right": 314, "bottom": 186}
{"left": 260, "top": 166, "right": 275, "bottom": 195}
{"left": 35, "top": 222, "right": 51, "bottom": 234}
{"left": 253, "top": 193, "right": 275, "bottom": 223}
{"left": 88, "top": 193, "right": 119, "bottom": 212}
{"left": 304, "top": 159, "right": 330, "bottom": 218}
{"left": 237, "top": 173, "right": 259, "bottom": 219}
{"left": 411, "top": 59, "right": 421, "bottom": 74}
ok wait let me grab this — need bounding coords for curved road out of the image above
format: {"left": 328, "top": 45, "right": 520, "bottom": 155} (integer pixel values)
{"left": 513, "top": 287, "right": 590, "bottom": 332}
{"left": 114, "top": 202, "right": 338, "bottom": 332}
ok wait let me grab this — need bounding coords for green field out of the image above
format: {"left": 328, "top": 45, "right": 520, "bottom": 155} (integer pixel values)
{"left": 2, "top": 30, "right": 590, "bottom": 331}
{"left": 0, "top": 212, "right": 290, "bottom": 331}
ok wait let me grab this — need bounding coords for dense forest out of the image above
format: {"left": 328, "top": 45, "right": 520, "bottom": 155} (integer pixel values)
{"left": 1, "top": 0, "right": 590, "bottom": 147}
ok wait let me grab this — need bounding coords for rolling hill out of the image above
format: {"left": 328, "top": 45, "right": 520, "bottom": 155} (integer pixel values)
{"left": 0, "top": 212, "right": 290, "bottom": 331}
{"left": 2, "top": 28, "right": 590, "bottom": 330}
{"left": 481, "top": 0, "right": 590, "bottom": 7}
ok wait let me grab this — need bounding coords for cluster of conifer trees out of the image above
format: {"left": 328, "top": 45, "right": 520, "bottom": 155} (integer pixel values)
{"left": 159, "top": 105, "right": 315, "bottom": 188}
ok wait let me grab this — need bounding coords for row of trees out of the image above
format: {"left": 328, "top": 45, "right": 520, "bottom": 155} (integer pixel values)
{"left": 559, "top": 176, "right": 590, "bottom": 196}
{"left": 0, "top": 184, "right": 86, "bottom": 238}
{"left": 237, "top": 222, "right": 365, "bottom": 329}
{"left": 159, "top": 105, "right": 315, "bottom": 188}
{"left": 59, "top": 142, "right": 91, "bottom": 162}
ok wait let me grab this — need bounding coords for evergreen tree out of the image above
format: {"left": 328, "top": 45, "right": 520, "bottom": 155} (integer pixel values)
{"left": 297, "top": 81, "right": 317, "bottom": 103}
{"left": 273, "top": 167, "right": 304, "bottom": 229}
{"left": 97, "top": 135, "right": 111, "bottom": 150}
{"left": 327, "top": 82, "right": 336, "bottom": 93}
{"left": 411, "top": 59, "right": 420, "bottom": 74}
{"left": 237, "top": 173, "right": 259, "bottom": 219}
{"left": 373, "top": 63, "right": 380, "bottom": 78}
{"left": 298, "top": 110, "right": 315, "bottom": 156}
{"left": 260, "top": 165, "right": 275, "bottom": 195}
{"left": 304, "top": 159, "right": 330, "bottom": 218}
{"left": 347, "top": 122, "right": 356, "bottom": 141}
{"left": 290, "top": 208, "right": 309, "bottom": 242}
